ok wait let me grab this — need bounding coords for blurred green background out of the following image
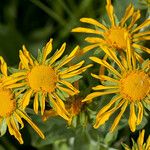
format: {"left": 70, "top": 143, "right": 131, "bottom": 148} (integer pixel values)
{"left": 0, "top": 0, "right": 150, "bottom": 150}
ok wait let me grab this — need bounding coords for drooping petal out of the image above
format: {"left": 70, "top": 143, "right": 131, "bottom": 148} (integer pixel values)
{"left": 128, "top": 102, "right": 137, "bottom": 132}
{"left": 94, "top": 99, "right": 125, "bottom": 129}
{"left": 16, "top": 109, "right": 45, "bottom": 139}
{"left": 33, "top": 92, "right": 39, "bottom": 114}
{"left": 110, "top": 100, "right": 128, "bottom": 132}
{"left": 49, "top": 94, "right": 70, "bottom": 121}
{"left": 22, "top": 89, "right": 33, "bottom": 109}
{"left": 137, "top": 102, "right": 143, "bottom": 125}
{"left": 96, "top": 95, "right": 122, "bottom": 118}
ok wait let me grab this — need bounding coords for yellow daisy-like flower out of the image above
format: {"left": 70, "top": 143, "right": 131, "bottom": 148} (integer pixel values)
{"left": 123, "top": 130, "right": 150, "bottom": 150}
{"left": 3, "top": 39, "right": 92, "bottom": 123}
{"left": 72, "top": 0, "right": 150, "bottom": 60}
{"left": 82, "top": 46, "right": 150, "bottom": 132}
{"left": 0, "top": 57, "right": 45, "bottom": 144}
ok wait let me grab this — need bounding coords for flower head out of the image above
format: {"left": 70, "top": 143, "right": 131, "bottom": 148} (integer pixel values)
{"left": 72, "top": 0, "right": 150, "bottom": 61}
{"left": 0, "top": 57, "right": 45, "bottom": 144}
{"left": 123, "top": 130, "right": 150, "bottom": 150}
{"left": 82, "top": 46, "right": 150, "bottom": 132}
{"left": 4, "top": 39, "right": 92, "bottom": 123}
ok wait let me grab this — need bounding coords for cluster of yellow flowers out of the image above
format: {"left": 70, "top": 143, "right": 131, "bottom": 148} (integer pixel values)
{"left": 0, "top": 0, "right": 149, "bottom": 149}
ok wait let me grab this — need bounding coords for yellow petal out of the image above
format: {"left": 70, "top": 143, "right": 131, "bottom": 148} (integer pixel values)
{"left": 106, "top": 0, "right": 115, "bottom": 26}
{"left": 134, "top": 52, "right": 144, "bottom": 63}
{"left": 137, "top": 130, "right": 145, "bottom": 149}
{"left": 0, "top": 56, "right": 7, "bottom": 76}
{"left": 55, "top": 45, "right": 79, "bottom": 70}
{"left": 82, "top": 90, "right": 120, "bottom": 102}
{"left": 132, "top": 44, "right": 150, "bottom": 54}
{"left": 120, "top": 4, "right": 134, "bottom": 27}
{"left": 126, "top": 35, "right": 132, "bottom": 70}
{"left": 128, "top": 10, "right": 141, "bottom": 29}
{"left": 92, "top": 85, "right": 118, "bottom": 90}
{"left": 22, "top": 45, "right": 34, "bottom": 66}
{"left": 59, "top": 80, "right": 79, "bottom": 94}
{"left": 2, "top": 76, "right": 26, "bottom": 87}
{"left": 40, "top": 94, "right": 45, "bottom": 115}
{"left": 49, "top": 43, "right": 66, "bottom": 65}
{"left": 90, "top": 57, "right": 121, "bottom": 77}
{"left": 60, "top": 61, "right": 84, "bottom": 74}
{"left": 14, "top": 112, "right": 24, "bottom": 129}
{"left": 5, "top": 82, "right": 27, "bottom": 89}
{"left": 22, "top": 89, "right": 33, "bottom": 109}
{"left": 146, "top": 135, "right": 150, "bottom": 150}
{"left": 128, "top": 102, "right": 137, "bottom": 132}
{"left": 133, "top": 36, "right": 150, "bottom": 42}
{"left": 110, "top": 100, "right": 128, "bottom": 132}
{"left": 94, "top": 99, "right": 125, "bottom": 128}
{"left": 60, "top": 64, "right": 93, "bottom": 79}
{"left": 132, "top": 19, "right": 150, "bottom": 33}
{"left": 33, "top": 92, "right": 39, "bottom": 114}
{"left": 96, "top": 95, "right": 122, "bottom": 118}
{"left": 82, "top": 44, "right": 100, "bottom": 53}
{"left": 71, "top": 27, "right": 103, "bottom": 35}
{"left": 16, "top": 109, "right": 45, "bottom": 139}
{"left": 49, "top": 94, "right": 70, "bottom": 121}
{"left": 19, "top": 50, "right": 30, "bottom": 70}
{"left": 137, "top": 102, "right": 143, "bottom": 125}
{"left": 100, "top": 46, "right": 125, "bottom": 71}
{"left": 10, "top": 117, "right": 23, "bottom": 144}
{"left": 134, "top": 31, "right": 150, "bottom": 38}
{"left": 80, "top": 18, "right": 108, "bottom": 31}
{"left": 42, "top": 38, "right": 53, "bottom": 63}
{"left": 85, "top": 37, "right": 105, "bottom": 44}
{"left": 99, "top": 75, "right": 119, "bottom": 83}
{"left": 57, "top": 85, "right": 75, "bottom": 96}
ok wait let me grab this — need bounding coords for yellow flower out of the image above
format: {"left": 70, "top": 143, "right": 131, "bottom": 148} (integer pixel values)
{"left": 0, "top": 57, "right": 45, "bottom": 144}
{"left": 82, "top": 46, "right": 150, "bottom": 132}
{"left": 123, "top": 130, "right": 150, "bottom": 150}
{"left": 3, "top": 39, "right": 92, "bottom": 123}
{"left": 72, "top": 0, "right": 150, "bottom": 61}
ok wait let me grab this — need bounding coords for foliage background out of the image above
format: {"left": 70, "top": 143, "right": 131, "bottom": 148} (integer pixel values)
{"left": 0, "top": 0, "right": 149, "bottom": 150}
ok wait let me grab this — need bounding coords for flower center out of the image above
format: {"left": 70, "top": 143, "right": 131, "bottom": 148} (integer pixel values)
{"left": 0, "top": 89, "right": 16, "bottom": 117}
{"left": 120, "top": 71, "right": 150, "bottom": 102}
{"left": 104, "top": 27, "right": 129, "bottom": 50}
{"left": 27, "top": 65, "right": 57, "bottom": 92}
